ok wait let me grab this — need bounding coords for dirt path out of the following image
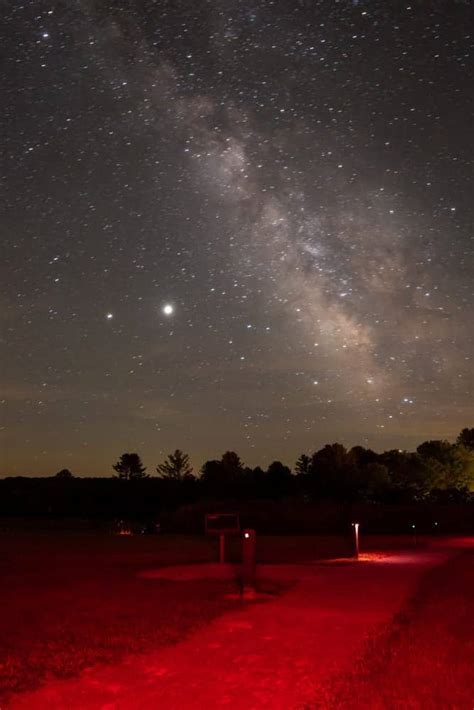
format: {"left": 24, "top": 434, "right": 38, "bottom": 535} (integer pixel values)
{"left": 7, "top": 538, "right": 470, "bottom": 710}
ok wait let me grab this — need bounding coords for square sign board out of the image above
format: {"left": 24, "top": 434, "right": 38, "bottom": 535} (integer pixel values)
{"left": 205, "top": 513, "right": 240, "bottom": 536}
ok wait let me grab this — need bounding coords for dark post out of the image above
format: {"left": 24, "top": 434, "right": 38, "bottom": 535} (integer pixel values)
{"left": 242, "top": 528, "right": 257, "bottom": 595}
{"left": 219, "top": 533, "right": 225, "bottom": 564}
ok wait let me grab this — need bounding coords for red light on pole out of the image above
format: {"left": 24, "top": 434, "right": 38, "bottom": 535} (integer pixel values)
{"left": 352, "top": 522, "right": 360, "bottom": 559}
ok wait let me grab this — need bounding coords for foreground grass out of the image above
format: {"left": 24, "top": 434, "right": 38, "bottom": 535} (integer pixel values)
{"left": 0, "top": 534, "right": 242, "bottom": 704}
{"left": 2, "top": 531, "right": 440, "bottom": 706}
{"left": 4, "top": 531, "right": 344, "bottom": 704}
{"left": 313, "top": 550, "right": 474, "bottom": 710}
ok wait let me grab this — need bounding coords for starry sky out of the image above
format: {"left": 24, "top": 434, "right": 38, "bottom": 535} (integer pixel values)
{"left": 1, "top": 0, "right": 473, "bottom": 476}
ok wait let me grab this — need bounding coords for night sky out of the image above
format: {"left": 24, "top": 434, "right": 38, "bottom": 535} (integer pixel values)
{"left": 1, "top": 0, "right": 473, "bottom": 476}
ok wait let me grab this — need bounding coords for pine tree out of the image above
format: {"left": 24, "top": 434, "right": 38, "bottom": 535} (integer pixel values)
{"left": 294, "top": 453, "right": 311, "bottom": 476}
{"left": 157, "top": 449, "right": 193, "bottom": 480}
{"left": 113, "top": 453, "right": 148, "bottom": 480}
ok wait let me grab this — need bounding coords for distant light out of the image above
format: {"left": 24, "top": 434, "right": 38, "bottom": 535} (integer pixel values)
{"left": 42, "top": 32, "right": 50, "bottom": 38}
{"left": 106, "top": 313, "right": 113, "bottom": 320}
{"left": 162, "top": 304, "right": 174, "bottom": 316}
{"left": 244, "top": 532, "right": 250, "bottom": 539}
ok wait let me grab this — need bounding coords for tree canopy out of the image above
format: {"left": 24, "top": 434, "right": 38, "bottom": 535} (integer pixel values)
{"left": 54, "top": 468, "right": 74, "bottom": 479}
{"left": 102, "top": 427, "right": 474, "bottom": 499}
{"left": 157, "top": 450, "right": 193, "bottom": 480}
{"left": 457, "top": 428, "right": 474, "bottom": 450}
{"left": 112, "top": 453, "right": 148, "bottom": 480}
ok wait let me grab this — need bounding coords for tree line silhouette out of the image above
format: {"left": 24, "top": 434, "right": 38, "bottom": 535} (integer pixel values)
{"left": 57, "top": 427, "right": 474, "bottom": 502}
{"left": 0, "top": 429, "right": 474, "bottom": 534}
{"left": 0, "top": 430, "right": 472, "bottom": 529}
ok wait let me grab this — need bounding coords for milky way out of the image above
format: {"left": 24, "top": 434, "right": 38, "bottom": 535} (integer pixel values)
{"left": 1, "top": 1, "right": 473, "bottom": 475}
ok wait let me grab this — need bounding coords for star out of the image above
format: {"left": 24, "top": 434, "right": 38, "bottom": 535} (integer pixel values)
{"left": 1, "top": 0, "right": 472, "bottom": 475}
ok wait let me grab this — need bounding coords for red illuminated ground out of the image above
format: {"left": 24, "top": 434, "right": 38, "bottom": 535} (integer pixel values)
{"left": 4, "top": 535, "right": 472, "bottom": 709}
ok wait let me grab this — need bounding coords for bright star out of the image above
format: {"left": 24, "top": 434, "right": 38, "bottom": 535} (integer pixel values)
{"left": 106, "top": 313, "right": 113, "bottom": 320}
{"left": 162, "top": 304, "right": 174, "bottom": 316}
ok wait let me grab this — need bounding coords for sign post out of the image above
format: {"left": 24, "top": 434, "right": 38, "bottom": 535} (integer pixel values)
{"left": 205, "top": 513, "right": 240, "bottom": 564}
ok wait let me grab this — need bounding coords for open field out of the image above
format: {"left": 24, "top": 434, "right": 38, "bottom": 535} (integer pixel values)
{"left": 313, "top": 549, "right": 474, "bottom": 709}
{"left": 1, "top": 531, "right": 472, "bottom": 708}
{"left": 0, "top": 531, "right": 349, "bottom": 704}
{"left": 0, "top": 533, "right": 233, "bottom": 704}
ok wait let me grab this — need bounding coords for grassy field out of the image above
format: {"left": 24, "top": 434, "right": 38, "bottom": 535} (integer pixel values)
{"left": 313, "top": 549, "right": 474, "bottom": 709}
{"left": 0, "top": 531, "right": 351, "bottom": 704}
{"left": 0, "top": 533, "right": 234, "bottom": 704}
{"left": 3, "top": 531, "right": 469, "bottom": 708}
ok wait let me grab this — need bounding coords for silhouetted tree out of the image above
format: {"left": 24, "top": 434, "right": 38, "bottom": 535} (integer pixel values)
{"left": 199, "top": 459, "right": 223, "bottom": 498}
{"left": 294, "top": 454, "right": 311, "bottom": 476}
{"left": 457, "top": 446, "right": 474, "bottom": 492}
{"left": 380, "top": 450, "right": 432, "bottom": 500}
{"left": 54, "top": 468, "right": 74, "bottom": 479}
{"left": 457, "top": 428, "right": 474, "bottom": 450}
{"left": 112, "top": 453, "right": 148, "bottom": 480}
{"left": 249, "top": 466, "right": 266, "bottom": 497}
{"left": 359, "top": 462, "right": 390, "bottom": 500}
{"left": 309, "top": 443, "right": 357, "bottom": 499}
{"left": 220, "top": 451, "right": 244, "bottom": 477}
{"left": 157, "top": 450, "right": 193, "bottom": 480}
{"left": 417, "top": 440, "right": 473, "bottom": 490}
{"left": 200, "top": 459, "right": 221, "bottom": 482}
{"left": 350, "top": 446, "right": 378, "bottom": 468}
{"left": 347, "top": 448, "right": 390, "bottom": 501}
{"left": 266, "top": 460, "right": 293, "bottom": 498}
{"left": 417, "top": 440, "right": 453, "bottom": 462}
{"left": 200, "top": 452, "right": 245, "bottom": 498}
